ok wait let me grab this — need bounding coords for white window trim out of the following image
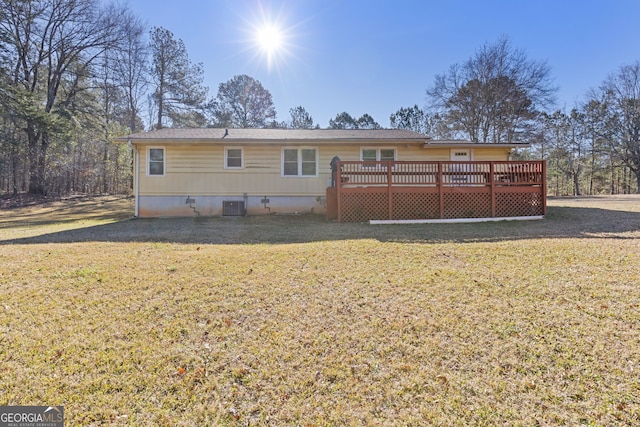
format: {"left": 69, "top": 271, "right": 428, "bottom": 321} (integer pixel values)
{"left": 360, "top": 147, "right": 397, "bottom": 168}
{"left": 281, "top": 147, "right": 319, "bottom": 177}
{"left": 146, "top": 146, "right": 166, "bottom": 176}
{"left": 360, "top": 147, "right": 397, "bottom": 161}
{"left": 224, "top": 146, "right": 244, "bottom": 169}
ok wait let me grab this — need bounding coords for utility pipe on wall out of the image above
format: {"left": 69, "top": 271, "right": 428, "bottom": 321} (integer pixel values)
{"left": 128, "top": 139, "right": 139, "bottom": 217}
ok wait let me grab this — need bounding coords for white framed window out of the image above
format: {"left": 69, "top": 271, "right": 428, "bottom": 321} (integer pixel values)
{"left": 147, "top": 147, "right": 165, "bottom": 176}
{"left": 360, "top": 147, "right": 397, "bottom": 167}
{"left": 224, "top": 147, "right": 244, "bottom": 169}
{"left": 282, "top": 147, "right": 318, "bottom": 177}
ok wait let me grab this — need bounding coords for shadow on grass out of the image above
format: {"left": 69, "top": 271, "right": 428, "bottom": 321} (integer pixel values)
{"left": 0, "top": 196, "right": 133, "bottom": 228}
{"left": 1, "top": 204, "right": 639, "bottom": 245}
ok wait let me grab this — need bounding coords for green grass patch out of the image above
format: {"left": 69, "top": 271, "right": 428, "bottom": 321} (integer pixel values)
{"left": 1, "top": 195, "right": 639, "bottom": 425}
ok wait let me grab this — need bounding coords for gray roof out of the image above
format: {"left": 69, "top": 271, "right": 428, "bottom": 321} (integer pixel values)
{"left": 423, "top": 140, "right": 529, "bottom": 147}
{"left": 115, "top": 127, "right": 527, "bottom": 147}
{"left": 116, "top": 128, "right": 428, "bottom": 142}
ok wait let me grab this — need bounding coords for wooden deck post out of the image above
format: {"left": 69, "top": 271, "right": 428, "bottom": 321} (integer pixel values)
{"left": 336, "top": 161, "right": 342, "bottom": 222}
{"left": 387, "top": 161, "right": 393, "bottom": 220}
{"left": 490, "top": 162, "right": 496, "bottom": 217}
{"left": 438, "top": 161, "right": 444, "bottom": 219}
{"left": 542, "top": 160, "right": 547, "bottom": 215}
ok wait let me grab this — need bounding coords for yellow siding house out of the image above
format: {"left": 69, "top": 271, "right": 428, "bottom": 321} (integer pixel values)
{"left": 116, "top": 128, "right": 520, "bottom": 217}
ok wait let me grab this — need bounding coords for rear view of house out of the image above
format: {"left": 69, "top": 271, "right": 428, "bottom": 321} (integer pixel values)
{"left": 116, "top": 128, "right": 544, "bottom": 220}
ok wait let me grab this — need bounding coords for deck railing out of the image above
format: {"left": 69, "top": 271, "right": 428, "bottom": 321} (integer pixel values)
{"left": 327, "top": 161, "right": 546, "bottom": 222}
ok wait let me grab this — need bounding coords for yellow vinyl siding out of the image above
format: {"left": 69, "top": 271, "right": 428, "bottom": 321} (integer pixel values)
{"left": 472, "top": 147, "right": 511, "bottom": 161}
{"left": 137, "top": 142, "right": 511, "bottom": 196}
{"left": 400, "top": 145, "right": 438, "bottom": 160}
{"left": 419, "top": 147, "right": 453, "bottom": 161}
{"left": 139, "top": 144, "right": 341, "bottom": 196}
{"left": 169, "top": 148, "right": 222, "bottom": 173}
{"left": 418, "top": 146, "right": 510, "bottom": 161}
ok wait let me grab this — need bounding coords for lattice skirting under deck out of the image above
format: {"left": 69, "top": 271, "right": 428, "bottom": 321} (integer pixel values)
{"left": 337, "top": 187, "right": 544, "bottom": 222}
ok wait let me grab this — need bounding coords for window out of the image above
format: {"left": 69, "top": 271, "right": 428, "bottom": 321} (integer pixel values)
{"left": 361, "top": 149, "right": 377, "bottom": 162}
{"left": 360, "top": 147, "right": 397, "bottom": 166}
{"left": 225, "top": 147, "right": 244, "bottom": 169}
{"left": 147, "top": 147, "right": 165, "bottom": 176}
{"left": 282, "top": 148, "right": 317, "bottom": 177}
{"left": 380, "top": 149, "right": 396, "bottom": 161}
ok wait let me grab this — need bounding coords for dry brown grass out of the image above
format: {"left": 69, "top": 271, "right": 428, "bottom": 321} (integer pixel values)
{"left": 1, "top": 195, "right": 639, "bottom": 425}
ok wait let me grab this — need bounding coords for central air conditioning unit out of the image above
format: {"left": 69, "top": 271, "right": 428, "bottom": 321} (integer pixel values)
{"left": 222, "top": 201, "right": 245, "bottom": 216}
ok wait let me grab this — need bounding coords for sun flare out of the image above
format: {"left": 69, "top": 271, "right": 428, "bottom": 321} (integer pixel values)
{"left": 241, "top": 5, "right": 300, "bottom": 72}
{"left": 253, "top": 22, "right": 288, "bottom": 69}
{"left": 256, "top": 25, "right": 283, "bottom": 54}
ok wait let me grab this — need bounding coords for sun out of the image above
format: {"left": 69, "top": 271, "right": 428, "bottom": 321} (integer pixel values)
{"left": 238, "top": 4, "right": 302, "bottom": 72}
{"left": 253, "top": 21, "right": 289, "bottom": 69}
{"left": 256, "top": 24, "right": 283, "bottom": 55}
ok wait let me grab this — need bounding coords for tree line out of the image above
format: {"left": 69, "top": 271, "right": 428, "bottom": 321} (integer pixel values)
{"left": 421, "top": 37, "right": 640, "bottom": 196}
{"left": 0, "top": 1, "right": 638, "bottom": 196}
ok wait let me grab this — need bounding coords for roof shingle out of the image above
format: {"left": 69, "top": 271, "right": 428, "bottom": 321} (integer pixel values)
{"left": 115, "top": 127, "right": 527, "bottom": 147}
{"left": 116, "top": 128, "right": 427, "bottom": 141}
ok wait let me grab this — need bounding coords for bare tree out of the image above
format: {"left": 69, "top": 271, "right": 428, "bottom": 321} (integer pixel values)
{"left": 542, "top": 109, "right": 588, "bottom": 195}
{"left": 427, "top": 36, "right": 556, "bottom": 144}
{"left": 582, "top": 99, "right": 616, "bottom": 194}
{"left": 113, "top": 11, "right": 148, "bottom": 132}
{"left": 586, "top": 62, "right": 640, "bottom": 193}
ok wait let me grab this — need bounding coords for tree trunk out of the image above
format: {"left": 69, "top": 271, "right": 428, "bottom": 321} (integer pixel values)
{"left": 32, "top": 133, "right": 50, "bottom": 195}
{"left": 27, "top": 124, "right": 46, "bottom": 195}
{"left": 156, "top": 85, "right": 164, "bottom": 129}
{"left": 11, "top": 141, "right": 19, "bottom": 196}
{"left": 102, "top": 143, "right": 109, "bottom": 194}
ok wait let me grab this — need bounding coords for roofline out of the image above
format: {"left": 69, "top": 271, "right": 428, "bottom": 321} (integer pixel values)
{"left": 424, "top": 141, "right": 530, "bottom": 148}
{"left": 113, "top": 134, "right": 528, "bottom": 147}
{"left": 114, "top": 137, "right": 428, "bottom": 144}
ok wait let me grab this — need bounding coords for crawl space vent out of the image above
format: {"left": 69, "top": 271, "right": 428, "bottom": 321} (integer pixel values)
{"left": 222, "top": 201, "right": 245, "bottom": 216}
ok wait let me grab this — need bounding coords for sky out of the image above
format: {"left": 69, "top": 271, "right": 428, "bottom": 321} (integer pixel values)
{"left": 125, "top": 0, "right": 640, "bottom": 128}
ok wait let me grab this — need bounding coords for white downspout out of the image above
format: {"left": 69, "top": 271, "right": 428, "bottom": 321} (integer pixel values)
{"left": 129, "top": 140, "right": 139, "bottom": 217}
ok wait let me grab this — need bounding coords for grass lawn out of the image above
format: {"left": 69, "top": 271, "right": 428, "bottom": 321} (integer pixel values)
{"left": 1, "top": 195, "right": 639, "bottom": 425}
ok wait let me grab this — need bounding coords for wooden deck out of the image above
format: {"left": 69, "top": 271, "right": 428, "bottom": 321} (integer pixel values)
{"left": 327, "top": 161, "right": 546, "bottom": 222}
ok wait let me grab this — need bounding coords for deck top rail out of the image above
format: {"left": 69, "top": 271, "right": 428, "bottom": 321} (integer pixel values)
{"left": 333, "top": 160, "right": 545, "bottom": 188}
